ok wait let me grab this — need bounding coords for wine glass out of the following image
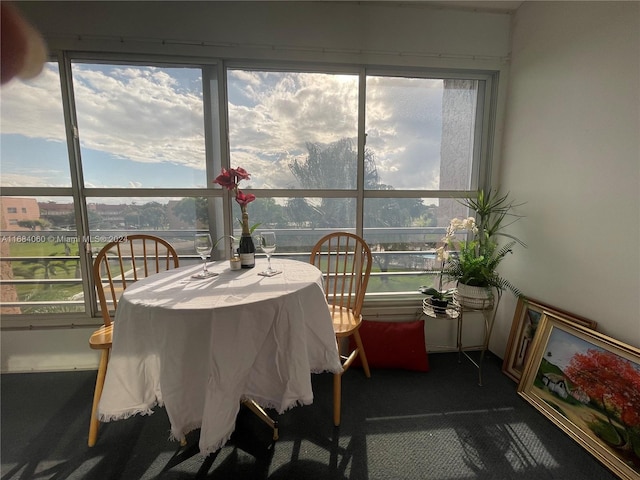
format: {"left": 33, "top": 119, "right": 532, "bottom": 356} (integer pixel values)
{"left": 256, "top": 231, "right": 277, "bottom": 275}
{"left": 192, "top": 233, "right": 218, "bottom": 279}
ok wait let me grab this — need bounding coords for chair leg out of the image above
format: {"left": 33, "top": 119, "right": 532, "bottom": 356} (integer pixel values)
{"left": 333, "top": 372, "right": 342, "bottom": 426}
{"left": 352, "top": 329, "right": 371, "bottom": 378}
{"left": 88, "top": 348, "right": 110, "bottom": 447}
{"left": 243, "top": 400, "right": 279, "bottom": 441}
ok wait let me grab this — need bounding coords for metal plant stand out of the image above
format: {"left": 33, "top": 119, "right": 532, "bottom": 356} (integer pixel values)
{"left": 422, "top": 288, "right": 502, "bottom": 386}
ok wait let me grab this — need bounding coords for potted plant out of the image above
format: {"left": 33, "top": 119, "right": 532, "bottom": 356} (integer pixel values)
{"left": 419, "top": 285, "right": 455, "bottom": 314}
{"left": 441, "top": 190, "right": 526, "bottom": 308}
{"left": 419, "top": 242, "right": 456, "bottom": 313}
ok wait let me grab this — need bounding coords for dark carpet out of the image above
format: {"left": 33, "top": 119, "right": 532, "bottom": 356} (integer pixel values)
{"left": 1, "top": 352, "right": 618, "bottom": 479}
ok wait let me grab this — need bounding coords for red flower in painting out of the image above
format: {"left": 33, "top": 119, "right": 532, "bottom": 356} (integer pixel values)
{"left": 565, "top": 348, "right": 640, "bottom": 430}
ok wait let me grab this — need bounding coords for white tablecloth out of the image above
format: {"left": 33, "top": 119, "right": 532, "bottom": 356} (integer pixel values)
{"left": 98, "top": 258, "right": 341, "bottom": 454}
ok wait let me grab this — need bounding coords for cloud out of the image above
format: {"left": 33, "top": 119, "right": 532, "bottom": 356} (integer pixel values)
{"left": 0, "top": 171, "right": 58, "bottom": 187}
{"left": 1, "top": 63, "right": 207, "bottom": 190}
{"left": 227, "top": 71, "right": 360, "bottom": 188}
{"left": 2, "top": 64, "right": 460, "bottom": 193}
{"left": 71, "top": 65, "right": 205, "bottom": 169}
{"left": 546, "top": 328, "right": 603, "bottom": 371}
{"left": 365, "top": 76, "right": 444, "bottom": 189}
{"left": 1, "top": 65, "right": 67, "bottom": 142}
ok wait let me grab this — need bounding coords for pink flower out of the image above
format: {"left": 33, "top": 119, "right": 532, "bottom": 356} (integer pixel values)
{"left": 213, "top": 168, "right": 237, "bottom": 190}
{"left": 231, "top": 167, "right": 250, "bottom": 182}
{"left": 235, "top": 190, "right": 256, "bottom": 207}
{"left": 213, "top": 167, "right": 252, "bottom": 190}
{"left": 214, "top": 166, "right": 256, "bottom": 210}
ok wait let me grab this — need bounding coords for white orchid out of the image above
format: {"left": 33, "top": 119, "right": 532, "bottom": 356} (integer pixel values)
{"left": 435, "top": 245, "right": 448, "bottom": 262}
{"left": 444, "top": 217, "right": 476, "bottom": 245}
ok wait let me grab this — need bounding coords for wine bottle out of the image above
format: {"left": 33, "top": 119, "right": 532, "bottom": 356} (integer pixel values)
{"left": 238, "top": 233, "right": 255, "bottom": 269}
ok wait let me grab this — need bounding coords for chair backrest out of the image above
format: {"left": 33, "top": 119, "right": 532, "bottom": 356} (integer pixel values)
{"left": 309, "top": 232, "right": 372, "bottom": 318}
{"left": 93, "top": 234, "right": 179, "bottom": 326}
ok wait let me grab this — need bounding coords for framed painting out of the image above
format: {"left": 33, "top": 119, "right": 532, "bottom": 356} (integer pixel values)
{"left": 502, "top": 297, "right": 597, "bottom": 382}
{"left": 518, "top": 312, "right": 640, "bottom": 480}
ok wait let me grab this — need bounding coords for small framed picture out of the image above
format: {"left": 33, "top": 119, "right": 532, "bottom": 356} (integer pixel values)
{"left": 502, "top": 297, "right": 597, "bottom": 382}
{"left": 518, "top": 312, "right": 640, "bottom": 480}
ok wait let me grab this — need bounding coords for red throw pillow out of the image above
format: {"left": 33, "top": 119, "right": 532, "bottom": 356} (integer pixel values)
{"left": 348, "top": 319, "right": 429, "bottom": 372}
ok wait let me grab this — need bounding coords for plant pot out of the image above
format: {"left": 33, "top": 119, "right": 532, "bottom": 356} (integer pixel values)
{"left": 455, "top": 282, "right": 494, "bottom": 309}
{"left": 430, "top": 298, "right": 449, "bottom": 314}
{"left": 429, "top": 298, "right": 449, "bottom": 313}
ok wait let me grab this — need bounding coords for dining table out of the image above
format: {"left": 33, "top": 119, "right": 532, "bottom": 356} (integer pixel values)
{"left": 97, "top": 257, "right": 342, "bottom": 455}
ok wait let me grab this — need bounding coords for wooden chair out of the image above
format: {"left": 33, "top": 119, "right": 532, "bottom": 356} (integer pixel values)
{"left": 310, "top": 232, "right": 372, "bottom": 426}
{"left": 88, "top": 234, "right": 179, "bottom": 447}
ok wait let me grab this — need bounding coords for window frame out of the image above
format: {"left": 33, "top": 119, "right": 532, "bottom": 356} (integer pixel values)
{"left": 0, "top": 53, "right": 499, "bottom": 329}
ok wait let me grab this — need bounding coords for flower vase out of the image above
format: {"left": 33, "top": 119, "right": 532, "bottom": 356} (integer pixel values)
{"left": 455, "top": 282, "right": 494, "bottom": 309}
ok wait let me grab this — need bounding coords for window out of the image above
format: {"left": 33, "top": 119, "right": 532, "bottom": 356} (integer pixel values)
{"left": 1, "top": 63, "right": 77, "bottom": 317}
{"left": 1, "top": 196, "right": 83, "bottom": 315}
{"left": 227, "top": 67, "right": 489, "bottom": 295}
{"left": 227, "top": 69, "right": 359, "bottom": 190}
{"left": 364, "top": 76, "right": 477, "bottom": 191}
{"left": 1, "top": 59, "right": 214, "bottom": 319}
{"left": 0, "top": 56, "right": 494, "bottom": 325}
{"left": 226, "top": 68, "right": 360, "bottom": 255}
{"left": 71, "top": 63, "right": 206, "bottom": 189}
{"left": 361, "top": 75, "right": 483, "bottom": 294}
{"left": 0, "top": 62, "right": 70, "bottom": 188}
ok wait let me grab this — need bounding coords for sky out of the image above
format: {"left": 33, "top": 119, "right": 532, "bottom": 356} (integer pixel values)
{"left": 545, "top": 327, "right": 601, "bottom": 371}
{"left": 544, "top": 325, "right": 640, "bottom": 374}
{"left": 0, "top": 61, "right": 474, "bottom": 195}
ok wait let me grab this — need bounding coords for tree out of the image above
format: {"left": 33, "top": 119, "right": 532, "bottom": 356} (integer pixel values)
{"left": 363, "top": 184, "right": 425, "bottom": 228}
{"left": 289, "top": 138, "right": 413, "bottom": 227}
{"left": 285, "top": 197, "right": 317, "bottom": 227}
{"left": 289, "top": 138, "right": 432, "bottom": 280}
{"left": 236, "top": 197, "right": 286, "bottom": 228}
{"left": 87, "top": 210, "right": 104, "bottom": 229}
{"left": 138, "top": 202, "right": 167, "bottom": 229}
{"left": 17, "top": 219, "right": 49, "bottom": 230}
{"left": 173, "top": 197, "right": 209, "bottom": 227}
{"left": 290, "top": 138, "right": 428, "bottom": 228}
{"left": 288, "top": 138, "right": 381, "bottom": 227}
{"left": 565, "top": 349, "right": 640, "bottom": 435}
{"left": 289, "top": 138, "right": 379, "bottom": 191}
{"left": 13, "top": 254, "right": 72, "bottom": 290}
{"left": 46, "top": 212, "right": 75, "bottom": 229}
{"left": 124, "top": 202, "right": 168, "bottom": 229}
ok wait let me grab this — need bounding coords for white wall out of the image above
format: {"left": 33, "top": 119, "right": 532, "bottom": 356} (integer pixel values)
{"left": 1, "top": 326, "right": 100, "bottom": 372}
{"left": 16, "top": 1, "right": 512, "bottom": 68}
{"left": 492, "top": 1, "right": 640, "bottom": 355}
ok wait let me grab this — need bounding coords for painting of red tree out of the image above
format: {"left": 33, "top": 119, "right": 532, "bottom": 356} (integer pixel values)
{"left": 565, "top": 349, "right": 640, "bottom": 430}
{"left": 519, "top": 314, "right": 640, "bottom": 479}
